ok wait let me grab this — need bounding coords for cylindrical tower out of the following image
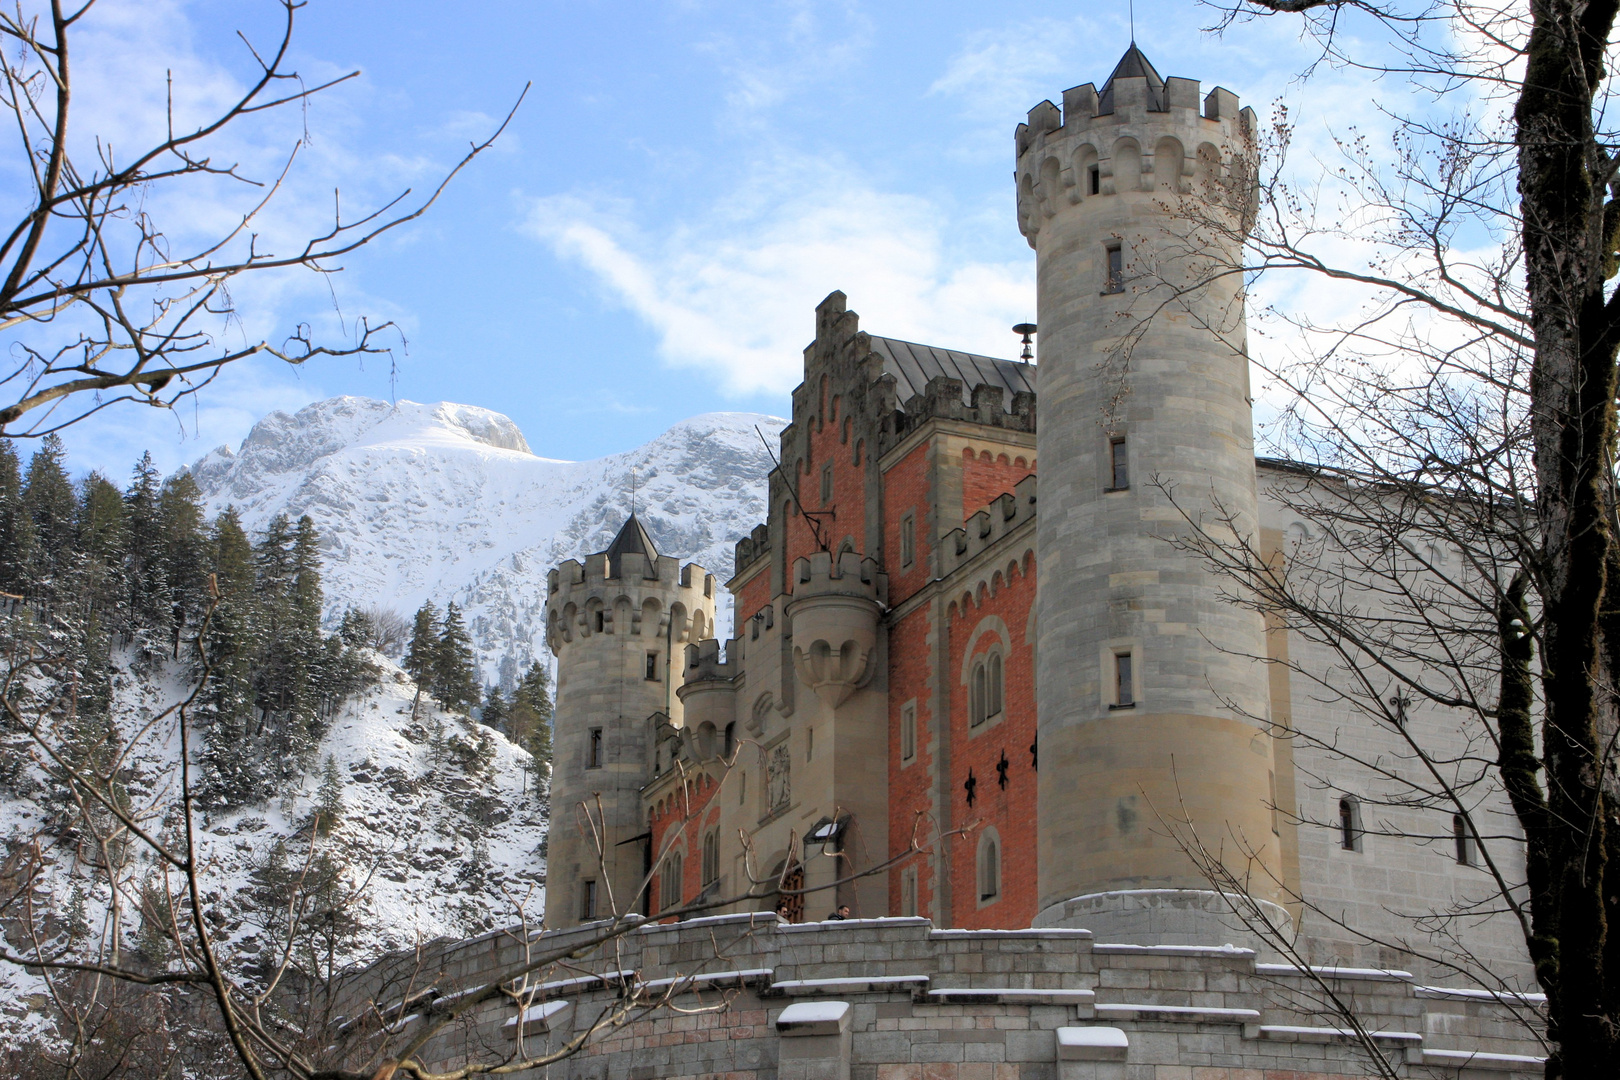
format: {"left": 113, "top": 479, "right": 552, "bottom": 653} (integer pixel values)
{"left": 1018, "top": 47, "right": 1288, "bottom": 940}
{"left": 542, "top": 514, "right": 716, "bottom": 929}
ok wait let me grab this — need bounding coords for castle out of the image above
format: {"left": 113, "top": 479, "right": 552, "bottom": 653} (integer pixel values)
{"left": 541, "top": 45, "right": 1528, "bottom": 986}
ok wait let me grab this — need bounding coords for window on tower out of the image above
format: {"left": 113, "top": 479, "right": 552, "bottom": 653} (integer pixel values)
{"left": 821, "top": 463, "right": 834, "bottom": 503}
{"left": 645, "top": 652, "right": 659, "bottom": 681}
{"left": 1105, "top": 242, "right": 1125, "bottom": 294}
{"left": 901, "top": 701, "right": 917, "bottom": 762}
{"left": 899, "top": 513, "right": 915, "bottom": 568}
{"left": 588, "top": 727, "right": 603, "bottom": 769}
{"left": 1108, "top": 436, "right": 1129, "bottom": 490}
{"left": 1089, "top": 165, "right": 1101, "bottom": 195}
{"left": 1112, "top": 652, "right": 1135, "bottom": 708}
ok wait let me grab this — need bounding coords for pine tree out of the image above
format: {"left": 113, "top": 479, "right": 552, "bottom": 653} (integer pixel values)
{"left": 157, "top": 472, "right": 210, "bottom": 654}
{"left": 123, "top": 451, "right": 167, "bottom": 634}
{"left": 511, "top": 660, "right": 554, "bottom": 782}
{"left": 199, "top": 509, "right": 262, "bottom": 807}
{"left": 432, "top": 602, "right": 479, "bottom": 713}
{"left": 480, "top": 685, "right": 509, "bottom": 732}
{"left": 312, "top": 754, "right": 344, "bottom": 835}
{"left": 404, "top": 602, "right": 440, "bottom": 717}
{"left": 23, "top": 434, "right": 78, "bottom": 606}
{"left": 0, "top": 439, "right": 36, "bottom": 599}
{"left": 78, "top": 472, "right": 128, "bottom": 624}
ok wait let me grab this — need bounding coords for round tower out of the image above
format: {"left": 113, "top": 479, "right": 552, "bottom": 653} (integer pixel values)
{"left": 1016, "top": 47, "right": 1288, "bottom": 940}
{"left": 542, "top": 515, "right": 717, "bottom": 929}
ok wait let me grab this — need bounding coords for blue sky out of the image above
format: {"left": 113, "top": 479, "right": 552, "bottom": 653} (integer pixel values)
{"left": 45, "top": 0, "right": 1393, "bottom": 476}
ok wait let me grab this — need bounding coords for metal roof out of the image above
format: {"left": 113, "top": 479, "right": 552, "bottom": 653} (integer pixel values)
{"left": 606, "top": 512, "right": 660, "bottom": 578}
{"left": 1097, "top": 42, "right": 1167, "bottom": 114}
{"left": 869, "top": 336, "right": 1034, "bottom": 413}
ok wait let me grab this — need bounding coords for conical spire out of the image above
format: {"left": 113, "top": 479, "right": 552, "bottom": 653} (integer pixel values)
{"left": 1097, "top": 42, "right": 1166, "bottom": 114}
{"left": 606, "top": 512, "right": 660, "bottom": 579}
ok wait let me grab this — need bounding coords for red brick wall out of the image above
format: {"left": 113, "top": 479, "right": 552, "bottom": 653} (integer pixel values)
{"left": 961, "top": 446, "right": 1035, "bottom": 521}
{"left": 883, "top": 440, "right": 932, "bottom": 604}
{"left": 944, "top": 549, "right": 1038, "bottom": 929}
{"left": 734, "top": 569, "right": 770, "bottom": 626}
{"left": 887, "top": 603, "right": 937, "bottom": 919}
{"left": 648, "top": 772, "right": 722, "bottom": 919}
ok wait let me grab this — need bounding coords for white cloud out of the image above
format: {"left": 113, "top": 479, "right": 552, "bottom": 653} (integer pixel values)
{"left": 524, "top": 156, "right": 1034, "bottom": 396}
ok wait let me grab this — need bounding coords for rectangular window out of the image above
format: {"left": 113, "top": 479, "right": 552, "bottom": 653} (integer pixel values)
{"left": 645, "top": 652, "right": 659, "bottom": 681}
{"left": 1269, "top": 771, "right": 1280, "bottom": 835}
{"left": 739, "top": 771, "right": 747, "bottom": 805}
{"left": 1105, "top": 243, "right": 1124, "bottom": 294}
{"left": 1453, "top": 814, "right": 1475, "bottom": 866}
{"left": 899, "top": 513, "right": 915, "bottom": 568}
{"left": 901, "top": 702, "right": 916, "bottom": 762}
{"left": 901, "top": 866, "right": 918, "bottom": 918}
{"left": 821, "top": 463, "right": 834, "bottom": 503}
{"left": 806, "top": 726, "right": 814, "bottom": 762}
{"left": 581, "top": 879, "right": 597, "bottom": 921}
{"left": 1114, "top": 652, "right": 1135, "bottom": 708}
{"left": 1109, "top": 436, "right": 1129, "bottom": 490}
{"left": 1089, "top": 165, "right": 1101, "bottom": 195}
{"left": 588, "top": 727, "right": 603, "bottom": 768}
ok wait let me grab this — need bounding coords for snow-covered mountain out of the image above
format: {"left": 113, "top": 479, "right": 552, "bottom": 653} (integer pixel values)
{"left": 185, "top": 398, "right": 788, "bottom": 686}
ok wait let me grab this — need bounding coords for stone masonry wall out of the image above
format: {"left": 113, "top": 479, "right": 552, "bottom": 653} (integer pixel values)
{"left": 399, "top": 913, "right": 1546, "bottom": 1080}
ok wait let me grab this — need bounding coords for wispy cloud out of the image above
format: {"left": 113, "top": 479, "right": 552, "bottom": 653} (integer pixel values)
{"left": 524, "top": 154, "right": 1034, "bottom": 396}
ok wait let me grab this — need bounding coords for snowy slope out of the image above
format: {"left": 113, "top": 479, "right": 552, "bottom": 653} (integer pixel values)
{"left": 0, "top": 648, "right": 548, "bottom": 1043}
{"left": 185, "top": 399, "right": 788, "bottom": 686}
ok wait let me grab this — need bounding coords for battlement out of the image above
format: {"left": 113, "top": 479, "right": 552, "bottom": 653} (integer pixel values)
{"left": 682, "top": 636, "right": 737, "bottom": 684}
{"left": 545, "top": 555, "right": 716, "bottom": 653}
{"left": 790, "top": 549, "right": 887, "bottom": 605}
{"left": 733, "top": 522, "right": 770, "bottom": 580}
{"left": 940, "top": 473, "right": 1038, "bottom": 579}
{"left": 1013, "top": 51, "right": 1258, "bottom": 248}
{"left": 892, "top": 375, "right": 1037, "bottom": 442}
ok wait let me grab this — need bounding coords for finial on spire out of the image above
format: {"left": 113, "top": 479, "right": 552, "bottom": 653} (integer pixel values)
{"left": 1129, "top": 0, "right": 1135, "bottom": 42}
{"left": 630, "top": 466, "right": 638, "bottom": 515}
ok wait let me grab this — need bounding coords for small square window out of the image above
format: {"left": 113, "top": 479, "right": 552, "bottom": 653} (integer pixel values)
{"left": 645, "top": 652, "right": 659, "bottom": 681}
{"left": 899, "top": 513, "right": 916, "bottom": 568}
{"left": 588, "top": 727, "right": 603, "bottom": 768}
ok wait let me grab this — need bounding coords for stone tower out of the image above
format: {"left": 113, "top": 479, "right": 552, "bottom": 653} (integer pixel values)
{"left": 1016, "top": 47, "right": 1287, "bottom": 940}
{"left": 542, "top": 515, "right": 717, "bottom": 929}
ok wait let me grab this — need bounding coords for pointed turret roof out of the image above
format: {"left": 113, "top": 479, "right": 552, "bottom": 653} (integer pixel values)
{"left": 1097, "top": 42, "right": 1167, "bottom": 114}
{"left": 606, "top": 512, "right": 660, "bottom": 579}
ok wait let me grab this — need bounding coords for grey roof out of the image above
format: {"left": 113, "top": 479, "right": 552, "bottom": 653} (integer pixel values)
{"left": 1098, "top": 42, "right": 1166, "bottom": 114}
{"left": 606, "top": 512, "right": 660, "bottom": 578}
{"left": 870, "top": 336, "right": 1034, "bottom": 414}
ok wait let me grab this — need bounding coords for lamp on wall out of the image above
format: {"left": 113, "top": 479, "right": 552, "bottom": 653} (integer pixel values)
{"left": 1012, "top": 322, "right": 1037, "bottom": 362}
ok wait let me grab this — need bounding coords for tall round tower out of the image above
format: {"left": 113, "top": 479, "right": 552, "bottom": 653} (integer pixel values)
{"left": 1017, "top": 47, "right": 1287, "bottom": 940}
{"left": 542, "top": 515, "right": 716, "bottom": 929}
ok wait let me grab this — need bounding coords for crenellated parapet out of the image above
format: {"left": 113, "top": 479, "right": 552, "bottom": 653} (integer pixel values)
{"left": 1013, "top": 51, "right": 1257, "bottom": 249}
{"left": 785, "top": 551, "right": 888, "bottom": 710}
{"left": 733, "top": 522, "right": 771, "bottom": 581}
{"left": 891, "top": 375, "right": 1037, "bottom": 443}
{"left": 940, "top": 473, "right": 1038, "bottom": 579}
{"left": 545, "top": 557, "right": 715, "bottom": 654}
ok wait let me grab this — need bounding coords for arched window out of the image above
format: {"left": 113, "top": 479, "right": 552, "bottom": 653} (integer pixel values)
{"left": 662, "top": 850, "right": 684, "bottom": 912}
{"left": 971, "top": 662, "right": 988, "bottom": 726}
{"left": 1339, "top": 796, "right": 1362, "bottom": 852}
{"left": 702, "top": 830, "right": 719, "bottom": 886}
{"left": 987, "top": 652, "right": 1003, "bottom": 718}
{"left": 977, "top": 829, "right": 1001, "bottom": 904}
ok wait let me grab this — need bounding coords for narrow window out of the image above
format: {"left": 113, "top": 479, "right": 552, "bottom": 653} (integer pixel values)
{"left": 724, "top": 721, "right": 737, "bottom": 758}
{"left": 1109, "top": 436, "right": 1129, "bottom": 490}
{"left": 1114, "top": 652, "right": 1135, "bottom": 708}
{"left": 1339, "top": 796, "right": 1362, "bottom": 851}
{"left": 971, "top": 662, "right": 988, "bottom": 726}
{"left": 1453, "top": 814, "right": 1474, "bottom": 866}
{"left": 821, "top": 463, "right": 834, "bottom": 503}
{"left": 901, "top": 866, "right": 918, "bottom": 918}
{"left": 588, "top": 727, "right": 603, "bottom": 769}
{"left": 899, "top": 513, "right": 916, "bottom": 568}
{"left": 979, "top": 834, "right": 1000, "bottom": 902}
{"left": 702, "top": 830, "right": 719, "bottom": 886}
{"left": 988, "top": 652, "right": 1004, "bottom": 718}
{"left": 595, "top": 609, "right": 605, "bottom": 632}
{"left": 1089, "top": 165, "right": 1100, "bottom": 194}
{"left": 901, "top": 702, "right": 917, "bottom": 762}
{"left": 645, "top": 652, "right": 659, "bottom": 681}
{"left": 1105, "top": 243, "right": 1124, "bottom": 294}
{"left": 662, "top": 852, "right": 683, "bottom": 911}
{"left": 739, "top": 771, "right": 748, "bottom": 805}
{"left": 581, "top": 879, "right": 598, "bottom": 920}
{"left": 806, "top": 726, "right": 814, "bottom": 762}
